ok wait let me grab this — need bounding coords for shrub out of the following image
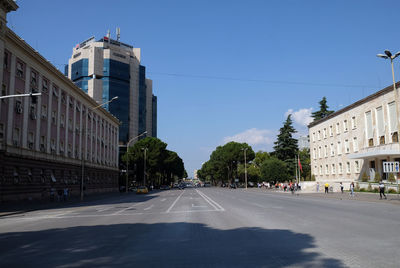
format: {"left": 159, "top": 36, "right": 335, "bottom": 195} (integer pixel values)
{"left": 367, "top": 183, "right": 372, "bottom": 191}
{"left": 361, "top": 172, "right": 369, "bottom": 182}
{"left": 374, "top": 172, "right": 381, "bottom": 183}
{"left": 355, "top": 182, "right": 360, "bottom": 191}
{"left": 311, "top": 174, "right": 316, "bottom": 181}
{"left": 388, "top": 188, "right": 398, "bottom": 194}
{"left": 359, "top": 188, "right": 366, "bottom": 192}
{"left": 388, "top": 173, "right": 396, "bottom": 183}
{"left": 373, "top": 187, "right": 379, "bottom": 193}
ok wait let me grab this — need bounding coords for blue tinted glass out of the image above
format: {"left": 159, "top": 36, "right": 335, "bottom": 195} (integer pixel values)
{"left": 138, "top": 65, "right": 146, "bottom": 135}
{"left": 71, "top": 59, "right": 88, "bottom": 81}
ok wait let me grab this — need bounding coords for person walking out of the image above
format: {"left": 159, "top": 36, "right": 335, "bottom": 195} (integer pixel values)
{"left": 324, "top": 182, "right": 329, "bottom": 194}
{"left": 316, "top": 182, "right": 320, "bottom": 192}
{"left": 340, "top": 182, "right": 344, "bottom": 194}
{"left": 350, "top": 182, "right": 355, "bottom": 197}
{"left": 379, "top": 181, "right": 387, "bottom": 200}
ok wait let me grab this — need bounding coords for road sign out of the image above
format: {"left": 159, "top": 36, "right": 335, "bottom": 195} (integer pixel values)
{"left": 383, "top": 162, "right": 400, "bottom": 173}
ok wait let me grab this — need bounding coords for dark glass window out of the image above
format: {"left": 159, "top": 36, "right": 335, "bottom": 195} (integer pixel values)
{"left": 71, "top": 59, "right": 89, "bottom": 81}
{"left": 138, "top": 65, "right": 146, "bottom": 135}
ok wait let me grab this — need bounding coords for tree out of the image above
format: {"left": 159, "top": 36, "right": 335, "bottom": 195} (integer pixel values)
{"left": 273, "top": 115, "right": 298, "bottom": 176}
{"left": 311, "top": 97, "right": 334, "bottom": 121}
{"left": 260, "top": 157, "right": 288, "bottom": 182}
{"left": 298, "top": 148, "right": 311, "bottom": 181}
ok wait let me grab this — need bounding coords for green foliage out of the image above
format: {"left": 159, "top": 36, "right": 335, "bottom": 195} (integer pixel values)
{"left": 374, "top": 172, "right": 381, "bottom": 183}
{"left": 311, "top": 174, "right": 316, "bottom": 181}
{"left": 253, "top": 151, "right": 270, "bottom": 167}
{"left": 372, "top": 187, "right": 379, "bottom": 193}
{"left": 311, "top": 97, "right": 334, "bottom": 121}
{"left": 388, "top": 188, "right": 398, "bottom": 194}
{"left": 198, "top": 142, "right": 255, "bottom": 184}
{"left": 355, "top": 182, "right": 360, "bottom": 191}
{"left": 388, "top": 173, "right": 396, "bottom": 183}
{"left": 361, "top": 172, "right": 369, "bottom": 182}
{"left": 359, "top": 188, "right": 366, "bottom": 192}
{"left": 273, "top": 115, "right": 298, "bottom": 176}
{"left": 260, "top": 157, "right": 288, "bottom": 182}
{"left": 298, "top": 148, "right": 311, "bottom": 180}
{"left": 124, "top": 137, "right": 185, "bottom": 186}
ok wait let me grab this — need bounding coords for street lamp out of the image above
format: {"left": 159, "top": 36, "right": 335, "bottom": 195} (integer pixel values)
{"left": 125, "top": 131, "right": 147, "bottom": 192}
{"left": 141, "top": 147, "right": 148, "bottom": 187}
{"left": 242, "top": 148, "right": 248, "bottom": 189}
{"left": 81, "top": 96, "right": 118, "bottom": 201}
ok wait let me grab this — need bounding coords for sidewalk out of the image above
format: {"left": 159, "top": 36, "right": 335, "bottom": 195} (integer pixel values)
{"left": 0, "top": 191, "right": 124, "bottom": 217}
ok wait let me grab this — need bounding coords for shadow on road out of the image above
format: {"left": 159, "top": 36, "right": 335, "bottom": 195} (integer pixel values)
{"left": 0, "top": 192, "right": 159, "bottom": 217}
{"left": 0, "top": 222, "right": 345, "bottom": 268}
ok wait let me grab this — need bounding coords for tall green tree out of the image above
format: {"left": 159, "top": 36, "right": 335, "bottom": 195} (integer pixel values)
{"left": 311, "top": 96, "right": 334, "bottom": 121}
{"left": 273, "top": 115, "right": 298, "bottom": 177}
{"left": 260, "top": 157, "right": 288, "bottom": 182}
{"left": 298, "top": 148, "right": 311, "bottom": 181}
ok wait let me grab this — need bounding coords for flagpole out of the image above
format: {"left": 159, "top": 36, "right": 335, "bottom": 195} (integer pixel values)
{"left": 298, "top": 153, "right": 300, "bottom": 184}
{"left": 295, "top": 155, "right": 298, "bottom": 184}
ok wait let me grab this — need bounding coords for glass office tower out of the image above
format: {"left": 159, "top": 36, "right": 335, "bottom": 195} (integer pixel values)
{"left": 67, "top": 35, "right": 157, "bottom": 145}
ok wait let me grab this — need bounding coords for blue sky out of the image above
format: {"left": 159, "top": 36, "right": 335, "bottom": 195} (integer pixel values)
{"left": 8, "top": 0, "right": 400, "bottom": 177}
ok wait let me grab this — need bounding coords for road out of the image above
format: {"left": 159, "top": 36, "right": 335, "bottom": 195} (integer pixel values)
{"left": 1, "top": 188, "right": 400, "bottom": 267}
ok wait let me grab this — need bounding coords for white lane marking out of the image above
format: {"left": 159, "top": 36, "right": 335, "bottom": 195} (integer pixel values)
{"left": 96, "top": 207, "right": 111, "bottom": 212}
{"left": 195, "top": 189, "right": 225, "bottom": 211}
{"left": 112, "top": 203, "right": 140, "bottom": 215}
{"left": 166, "top": 190, "right": 185, "bottom": 213}
{"left": 161, "top": 198, "right": 166, "bottom": 202}
{"left": 192, "top": 204, "right": 207, "bottom": 208}
{"left": 144, "top": 204, "right": 154, "bottom": 211}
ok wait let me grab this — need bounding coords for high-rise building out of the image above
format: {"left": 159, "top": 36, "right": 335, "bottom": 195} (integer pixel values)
{"left": 67, "top": 34, "right": 157, "bottom": 145}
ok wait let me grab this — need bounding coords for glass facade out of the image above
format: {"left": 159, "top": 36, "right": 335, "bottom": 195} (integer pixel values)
{"left": 71, "top": 59, "right": 90, "bottom": 93}
{"left": 152, "top": 95, "right": 157, "bottom": 137}
{"left": 138, "top": 65, "right": 146, "bottom": 136}
{"left": 103, "top": 59, "right": 130, "bottom": 143}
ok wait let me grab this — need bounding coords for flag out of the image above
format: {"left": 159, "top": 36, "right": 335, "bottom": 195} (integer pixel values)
{"left": 298, "top": 156, "right": 303, "bottom": 173}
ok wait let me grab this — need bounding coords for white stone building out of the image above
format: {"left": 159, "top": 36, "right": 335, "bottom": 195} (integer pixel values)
{"left": 309, "top": 82, "right": 400, "bottom": 187}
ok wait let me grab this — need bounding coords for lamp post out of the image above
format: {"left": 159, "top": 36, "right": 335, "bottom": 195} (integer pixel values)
{"left": 125, "top": 131, "right": 147, "bottom": 192}
{"left": 242, "top": 148, "right": 248, "bottom": 189}
{"left": 81, "top": 96, "right": 118, "bottom": 201}
{"left": 377, "top": 50, "right": 400, "bottom": 193}
{"left": 141, "top": 147, "right": 148, "bottom": 187}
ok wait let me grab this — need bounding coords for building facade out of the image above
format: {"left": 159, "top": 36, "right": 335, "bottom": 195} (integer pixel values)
{"left": 0, "top": 1, "right": 120, "bottom": 201}
{"left": 309, "top": 83, "right": 400, "bottom": 187}
{"left": 67, "top": 35, "right": 157, "bottom": 145}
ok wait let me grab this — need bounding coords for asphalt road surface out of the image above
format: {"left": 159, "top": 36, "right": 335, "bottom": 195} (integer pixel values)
{"left": 1, "top": 188, "right": 400, "bottom": 267}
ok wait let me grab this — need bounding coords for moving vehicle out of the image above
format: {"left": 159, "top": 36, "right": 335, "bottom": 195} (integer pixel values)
{"left": 136, "top": 186, "right": 149, "bottom": 194}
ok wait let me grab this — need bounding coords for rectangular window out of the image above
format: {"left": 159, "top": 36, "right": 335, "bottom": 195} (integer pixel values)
{"left": 13, "top": 128, "right": 20, "bottom": 146}
{"left": 319, "top": 165, "right": 322, "bottom": 175}
{"left": 313, "top": 148, "right": 316, "bottom": 159}
{"left": 40, "top": 136, "right": 46, "bottom": 152}
{"left": 343, "top": 120, "right": 348, "bottom": 132}
{"left": 376, "top": 106, "right": 385, "bottom": 143}
{"left": 339, "top": 163, "right": 343, "bottom": 174}
{"left": 329, "top": 125, "right": 333, "bottom": 137}
{"left": 332, "top": 164, "right": 336, "bottom": 174}
{"left": 51, "top": 111, "right": 57, "bottom": 125}
{"left": 28, "top": 132, "right": 34, "bottom": 149}
{"left": 355, "top": 161, "right": 360, "bottom": 173}
{"left": 60, "top": 140, "right": 65, "bottom": 153}
{"left": 346, "top": 162, "right": 351, "bottom": 174}
{"left": 325, "top": 164, "right": 329, "bottom": 175}
{"left": 365, "top": 111, "right": 373, "bottom": 145}
{"left": 337, "top": 141, "right": 342, "bottom": 155}
{"left": 0, "top": 123, "right": 4, "bottom": 141}
{"left": 312, "top": 132, "right": 315, "bottom": 142}
{"left": 51, "top": 139, "right": 56, "bottom": 152}
{"left": 318, "top": 146, "right": 321, "bottom": 158}
{"left": 31, "top": 71, "right": 37, "bottom": 87}
{"left": 3, "top": 51, "right": 8, "bottom": 69}
{"left": 330, "top": 143, "right": 334, "bottom": 156}
{"left": 42, "top": 79, "right": 48, "bottom": 93}
{"left": 345, "top": 139, "right": 350, "bottom": 153}
{"left": 324, "top": 145, "right": 328, "bottom": 157}
{"left": 336, "top": 122, "right": 340, "bottom": 134}
{"left": 323, "top": 128, "right": 327, "bottom": 139}
{"left": 353, "top": 137, "right": 358, "bottom": 152}
{"left": 388, "top": 102, "right": 398, "bottom": 142}
{"left": 317, "top": 130, "right": 321, "bottom": 140}
{"left": 16, "top": 61, "right": 24, "bottom": 78}
{"left": 41, "top": 105, "right": 47, "bottom": 119}
{"left": 68, "top": 119, "right": 73, "bottom": 131}
{"left": 351, "top": 116, "right": 356, "bottom": 129}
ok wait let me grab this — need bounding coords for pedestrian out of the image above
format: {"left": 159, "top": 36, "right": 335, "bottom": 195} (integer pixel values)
{"left": 379, "top": 181, "right": 387, "bottom": 200}
{"left": 324, "top": 182, "right": 329, "bottom": 193}
{"left": 316, "top": 182, "right": 320, "bottom": 192}
{"left": 350, "top": 182, "right": 354, "bottom": 197}
{"left": 63, "top": 187, "right": 69, "bottom": 201}
{"left": 340, "top": 182, "right": 344, "bottom": 194}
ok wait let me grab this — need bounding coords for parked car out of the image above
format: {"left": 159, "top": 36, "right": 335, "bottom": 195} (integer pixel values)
{"left": 229, "top": 183, "right": 237, "bottom": 189}
{"left": 136, "top": 186, "right": 148, "bottom": 194}
{"left": 204, "top": 182, "right": 211, "bottom": 187}
{"left": 160, "top": 185, "right": 170, "bottom": 190}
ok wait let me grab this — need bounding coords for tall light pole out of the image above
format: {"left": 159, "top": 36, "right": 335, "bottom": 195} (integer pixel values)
{"left": 125, "top": 131, "right": 147, "bottom": 192}
{"left": 141, "top": 147, "right": 148, "bottom": 187}
{"left": 81, "top": 96, "right": 118, "bottom": 201}
{"left": 242, "top": 148, "right": 248, "bottom": 189}
{"left": 377, "top": 50, "right": 400, "bottom": 139}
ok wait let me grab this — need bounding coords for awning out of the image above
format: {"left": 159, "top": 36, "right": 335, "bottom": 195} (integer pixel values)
{"left": 348, "top": 143, "right": 400, "bottom": 159}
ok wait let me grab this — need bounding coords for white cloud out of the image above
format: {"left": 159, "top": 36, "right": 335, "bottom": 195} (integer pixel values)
{"left": 223, "top": 128, "right": 275, "bottom": 151}
{"left": 285, "top": 108, "right": 313, "bottom": 127}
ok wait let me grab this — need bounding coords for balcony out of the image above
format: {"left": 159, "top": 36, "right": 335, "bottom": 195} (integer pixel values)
{"left": 348, "top": 142, "right": 400, "bottom": 159}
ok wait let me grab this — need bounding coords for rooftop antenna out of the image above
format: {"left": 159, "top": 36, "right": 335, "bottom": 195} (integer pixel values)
{"left": 116, "top": 27, "right": 120, "bottom": 42}
{"left": 107, "top": 29, "right": 110, "bottom": 39}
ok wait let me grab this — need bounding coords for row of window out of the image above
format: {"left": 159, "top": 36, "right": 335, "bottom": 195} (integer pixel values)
{"left": 315, "top": 161, "right": 360, "bottom": 176}
{"left": 313, "top": 137, "right": 358, "bottom": 159}
{"left": 312, "top": 116, "right": 356, "bottom": 142}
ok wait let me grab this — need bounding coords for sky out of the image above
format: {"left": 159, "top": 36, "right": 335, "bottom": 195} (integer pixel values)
{"left": 8, "top": 0, "right": 400, "bottom": 177}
